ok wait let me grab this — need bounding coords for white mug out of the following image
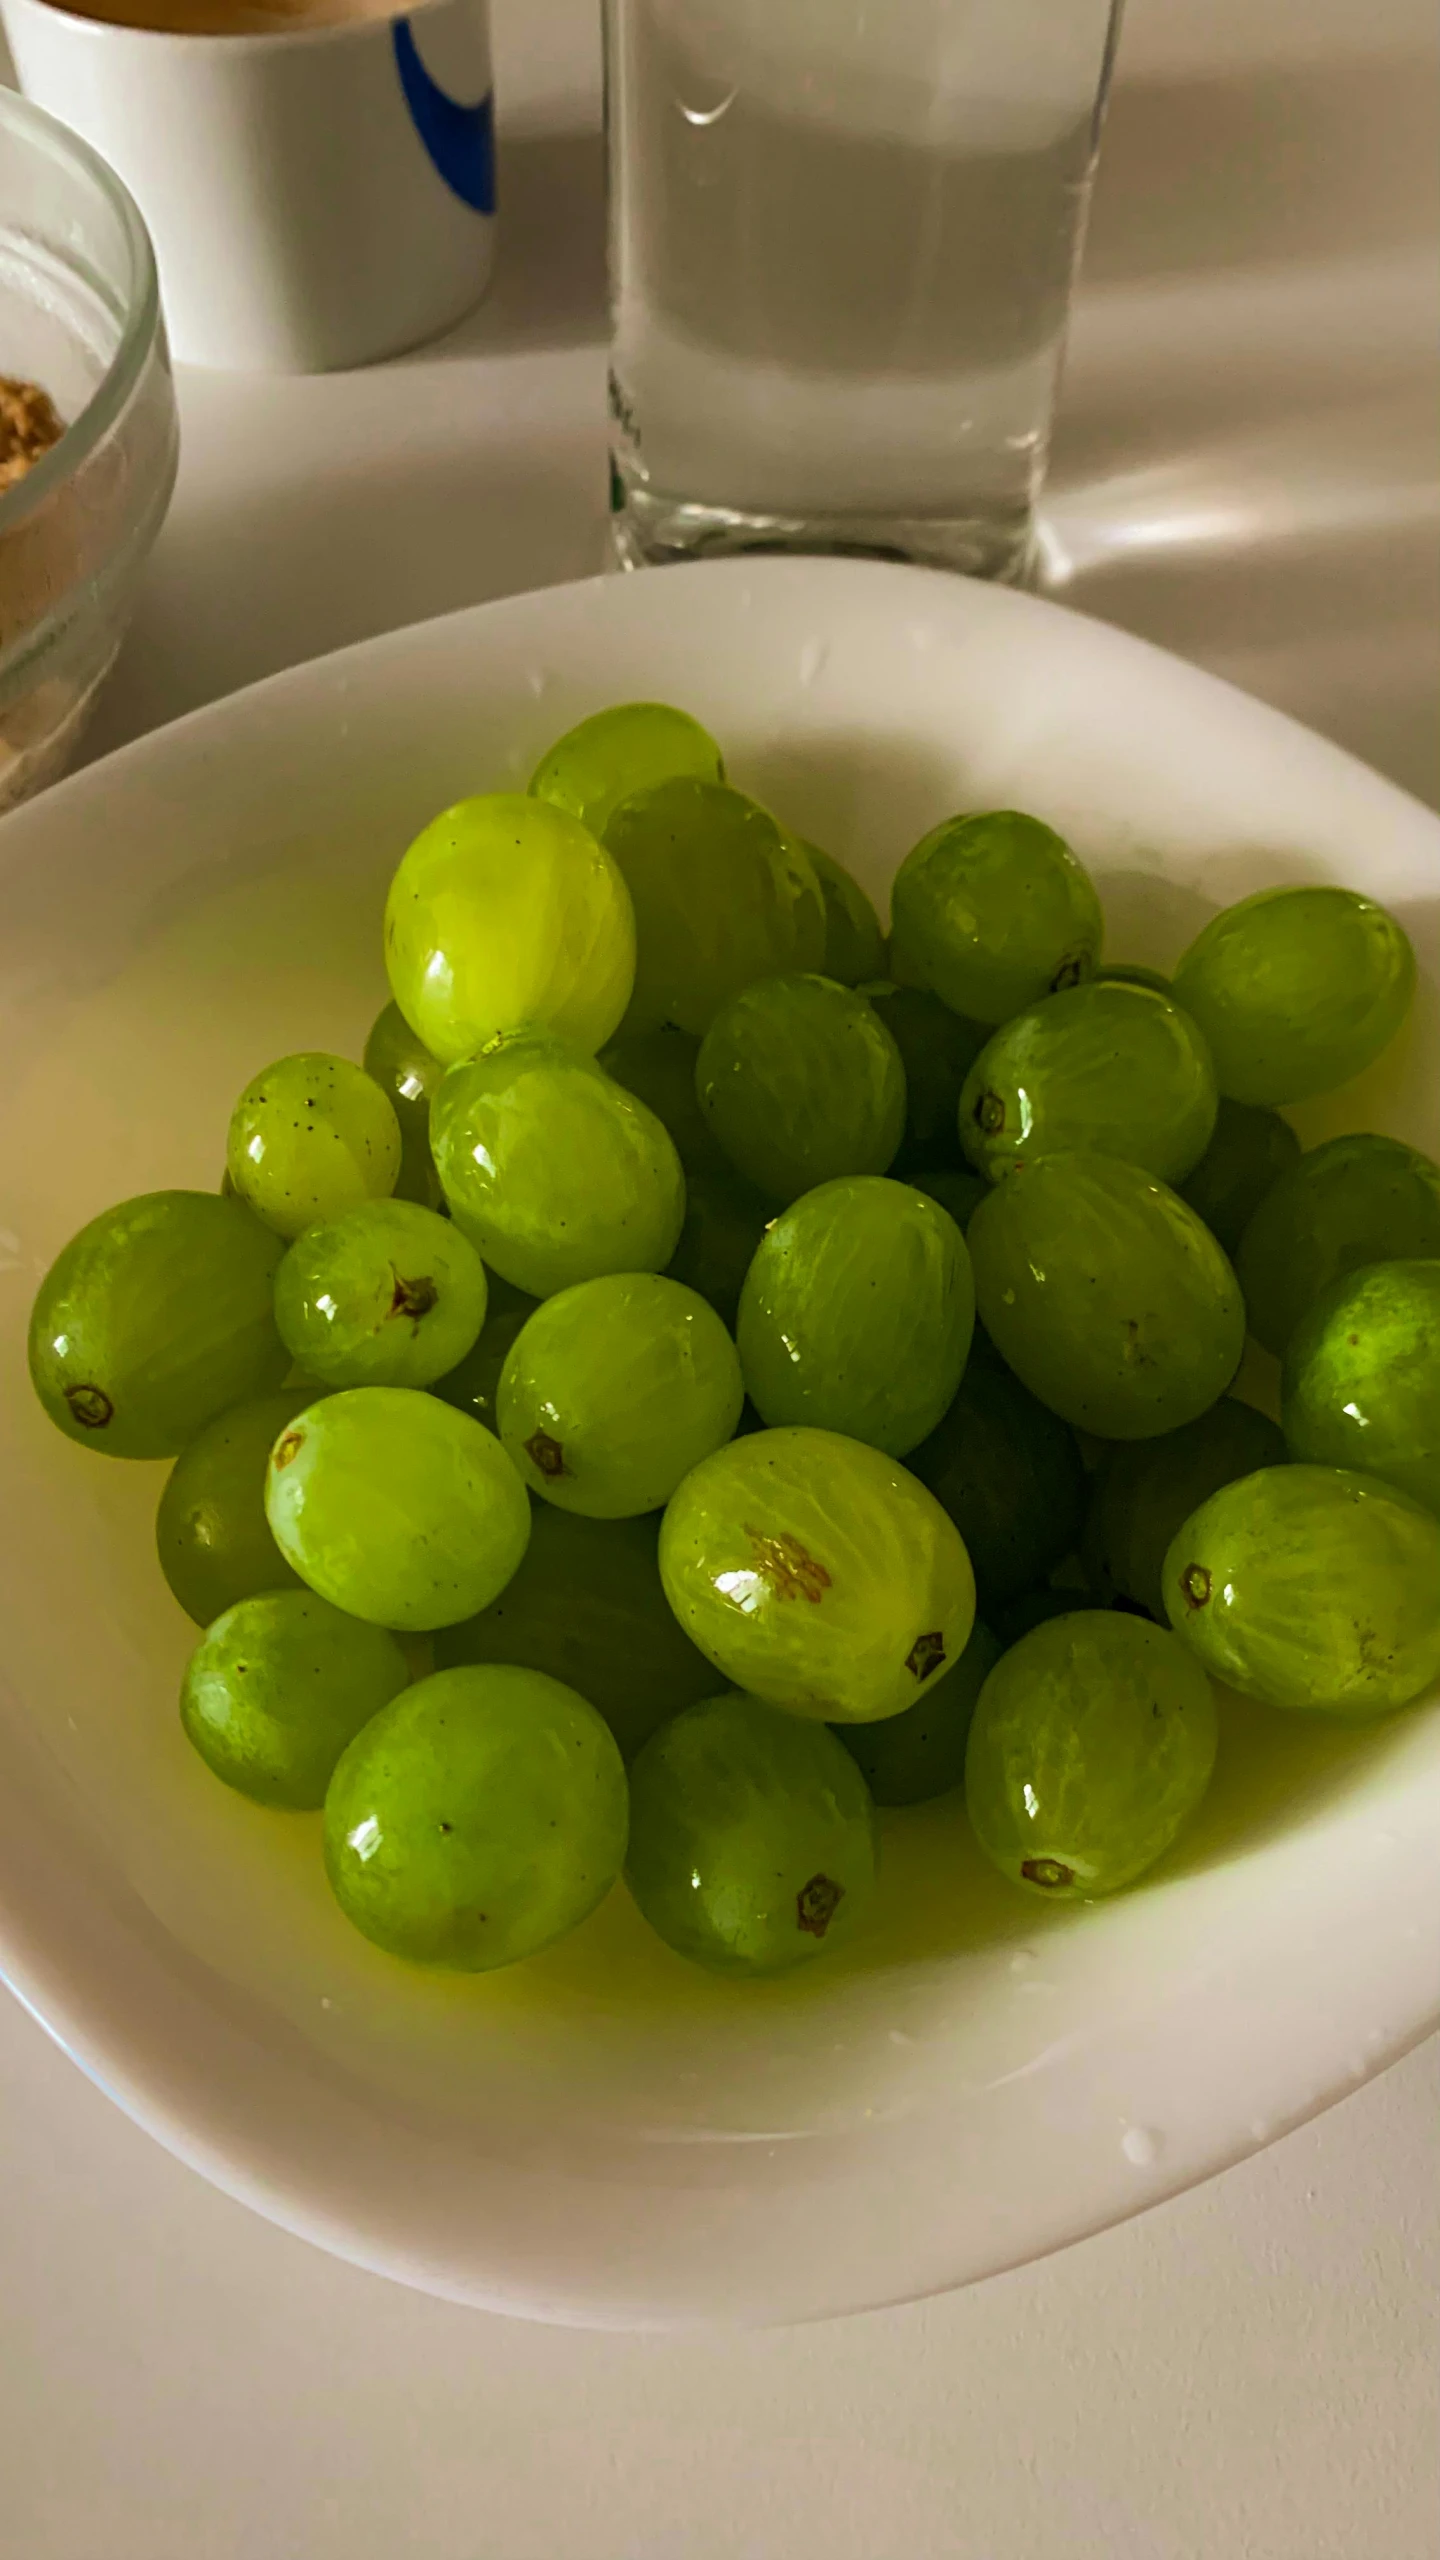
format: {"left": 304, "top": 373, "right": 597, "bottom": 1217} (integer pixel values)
{"left": 0, "top": 0, "right": 496, "bottom": 371}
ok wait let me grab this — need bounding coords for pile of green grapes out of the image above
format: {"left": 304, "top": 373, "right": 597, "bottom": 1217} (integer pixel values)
{"left": 27, "top": 701, "right": 1440, "bottom": 1980}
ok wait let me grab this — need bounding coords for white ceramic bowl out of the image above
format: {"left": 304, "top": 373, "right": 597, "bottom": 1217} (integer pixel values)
{"left": 0, "top": 557, "right": 1436, "bottom": 2328}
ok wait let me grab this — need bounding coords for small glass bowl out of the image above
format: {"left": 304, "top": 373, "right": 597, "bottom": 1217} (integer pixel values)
{"left": 0, "top": 88, "right": 178, "bottom": 810}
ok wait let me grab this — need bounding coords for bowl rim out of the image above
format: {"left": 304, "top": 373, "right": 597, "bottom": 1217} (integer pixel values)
{"left": 0, "top": 85, "right": 162, "bottom": 550}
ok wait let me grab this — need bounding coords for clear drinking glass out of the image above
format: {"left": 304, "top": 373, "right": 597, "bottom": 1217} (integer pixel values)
{"left": 604, "top": 0, "right": 1122, "bottom": 583}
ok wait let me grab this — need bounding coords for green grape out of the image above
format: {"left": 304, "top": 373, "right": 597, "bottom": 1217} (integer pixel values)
{"left": 157, "top": 1388, "right": 314, "bottom": 1623}
{"left": 1171, "top": 884, "right": 1415, "bottom": 1105}
{"left": 1179, "top": 1097, "right": 1301, "bottom": 1258}
{"left": 29, "top": 1190, "right": 288, "bottom": 1459}
{"left": 959, "top": 981, "right": 1218, "bottom": 1186}
{"left": 436, "top": 1504, "right": 716, "bottom": 1760}
{"left": 274, "top": 1200, "right": 487, "bottom": 1391}
{"left": 665, "top": 1166, "right": 771, "bottom": 1327}
{"left": 226, "top": 1052, "right": 402, "bottom": 1241}
{"left": 181, "top": 1589, "right": 409, "bottom": 1810}
{"left": 737, "top": 1177, "right": 973, "bottom": 1457}
{"left": 969, "top": 1154, "right": 1245, "bottom": 1437}
{"left": 603, "top": 778, "right": 825, "bottom": 1036}
{"left": 804, "top": 843, "right": 886, "bottom": 986}
{"left": 430, "top": 1031, "right": 685, "bottom": 1298}
{"left": 696, "top": 973, "right": 906, "bottom": 1205}
{"left": 966, "top": 1612, "right": 1217, "bottom": 1898}
{"left": 862, "top": 981, "right": 988, "bottom": 1170}
{"left": 1085, "top": 1396, "right": 1286, "bottom": 1621}
{"left": 889, "top": 810, "right": 1103, "bottom": 1024}
{"left": 529, "top": 701, "right": 724, "bottom": 839}
{"left": 1163, "top": 1465, "right": 1440, "bottom": 1716}
{"left": 429, "top": 1282, "right": 538, "bottom": 1432}
{"left": 384, "top": 792, "right": 635, "bottom": 1065}
{"left": 659, "top": 1425, "right": 975, "bottom": 1724}
{"left": 265, "top": 1387, "right": 530, "bottom": 1630}
{"left": 598, "top": 1023, "right": 727, "bottom": 1176}
{"left": 1282, "top": 1260, "right": 1440, "bottom": 1514}
{"left": 1235, "top": 1132, "right": 1440, "bottom": 1357}
{"left": 626, "top": 1690, "right": 877, "bottom": 1975}
{"left": 1097, "top": 962, "right": 1172, "bottom": 995}
{"left": 910, "top": 1164, "right": 989, "bottom": 1232}
{"left": 323, "top": 1665, "right": 628, "bottom": 1970}
{"left": 362, "top": 1000, "right": 445, "bottom": 1208}
{"left": 908, "top": 1341, "right": 1086, "bottom": 1610}
{"left": 835, "top": 1618, "right": 1001, "bottom": 1805}
{"left": 498, "top": 1273, "right": 744, "bottom": 1517}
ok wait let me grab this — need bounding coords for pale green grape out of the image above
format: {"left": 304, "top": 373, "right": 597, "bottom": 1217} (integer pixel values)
{"left": 1235, "top": 1132, "right": 1440, "bottom": 1355}
{"left": 625, "top": 1691, "right": 877, "bottom": 1975}
{"left": 430, "top": 1031, "right": 685, "bottom": 1297}
{"left": 226, "top": 1052, "right": 401, "bottom": 1240}
{"left": 737, "top": 1176, "right": 973, "bottom": 1455}
{"left": 1282, "top": 1261, "right": 1440, "bottom": 1515}
{"left": 384, "top": 792, "right": 635, "bottom": 1063}
{"left": 499, "top": 1272, "right": 744, "bottom": 1517}
{"left": 1084, "top": 1396, "right": 1285, "bottom": 1621}
{"left": 696, "top": 973, "right": 906, "bottom": 1204}
{"left": 323, "top": 1665, "right": 628, "bottom": 1969}
{"left": 181, "top": 1589, "right": 409, "bottom": 1809}
{"left": 598, "top": 1022, "right": 727, "bottom": 1176}
{"left": 604, "top": 778, "right": 825, "bottom": 1035}
{"left": 862, "top": 982, "right": 988, "bottom": 1171}
{"left": 960, "top": 981, "right": 1217, "bottom": 1186}
{"left": 1171, "top": 884, "right": 1415, "bottom": 1105}
{"left": 1163, "top": 1465, "right": 1440, "bottom": 1715}
{"left": 659, "top": 1425, "right": 975, "bottom": 1724}
{"left": 157, "top": 1388, "right": 312, "bottom": 1622}
{"left": 274, "top": 1200, "right": 487, "bottom": 1389}
{"left": 363, "top": 1000, "right": 445, "bottom": 1207}
{"left": 665, "top": 1166, "right": 771, "bottom": 1328}
{"left": 29, "top": 1190, "right": 288, "bottom": 1459}
{"left": 529, "top": 701, "right": 723, "bottom": 839}
{"left": 908, "top": 1337, "right": 1086, "bottom": 1610}
{"left": 836, "top": 1618, "right": 1001, "bottom": 1805}
{"left": 1179, "top": 1098, "right": 1300, "bottom": 1257}
{"left": 969, "top": 1153, "right": 1245, "bottom": 1437}
{"left": 436, "top": 1504, "right": 716, "bottom": 1760}
{"left": 889, "top": 810, "right": 1103, "bottom": 1024}
{"left": 805, "top": 842, "right": 886, "bottom": 986}
{"left": 966, "top": 1611, "right": 1217, "bottom": 1897}
{"left": 265, "top": 1386, "right": 530, "bottom": 1630}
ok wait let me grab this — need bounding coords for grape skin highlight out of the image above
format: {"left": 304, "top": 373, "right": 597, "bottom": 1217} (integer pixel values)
{"left": 274, "top": 1199, "right": 488, "bottom": 1391}
{"left": 696, "top": 972, "right": 906, "bottom": 1205}
{"left": 1171, "top": 884, "right": 1415, "bottom": 1106}
{"left": 959, "top": 980, "right": 1218, "bottom": 1187}
{"left": 889, "top": 810, "right": 1103, "bottom": 1024}
{"left": 226, "top": 1052, "right": 402, "bottom": 1241}
{"left": 181, "top": 1589, "right": 410, "bottom": 1809}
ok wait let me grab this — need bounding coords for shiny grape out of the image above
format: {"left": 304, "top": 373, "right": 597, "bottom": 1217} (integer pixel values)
{"left": 29, "top": 1190, "right": 288, "bottom": 1459}
{"left": 265, "top": 1387, "right": 530, "bottom": 1630}
{"left": 323, "top": 1665, "right": 628, "bottom": 1969}
{"left": 966, "top": 1612, "right": 1217, "bottom": 1897}
{"left": 1235, "top": 1131, "right": 1440, "bottom": 1356}
{"left": 1282, "top": 1260, "right": 1440, "bottom": 1515}
{"left": 603, "top": 778, "right": 824, "bottom": 1036}
{"left": 1171, "top": 884, "right": 1415, "bottom": 1105}
{"left": 659, "top": 1425, "right": 975, "bottom": 1724}
{"left": 626, "top": 1690, "right": 876, "bottom": 1975}
{"left": 529, "top": 700, "right": 724, "bottom": 839}
{"left": 226, "top": 1052, "right": 401, "bottom": 1240}
{"left": 1164, "top": 1465, "right": 1440, "bottom": 1715}
{"left": 959, "top": 980, "right": 1217, "bottom": 1186}
{"left": 157, "top": 1388, "right": 312, "bottom": 1623}
{"left": 430, "top": 1031, "right": 685, "bottom": 1298}
{"left": 969, "top": 1154, "right": 1245, "bottom": 1437}
{"left": 737, "top": 1176, "right": 972, "bottom": 1456}
{"left": 274, "top": 1199, "right": 488, "bottom": 1390}
{"left": 499, "top": 1272, "right": 744, "bottom": 1517}
{"left": 696, "top": 973, "right": 906, "bottom": 1204}
{"left": 384, "top": 792, "right": 635, "bottom": 1063}
{"left": 889, "top": 810, "right": 1103, "bottom": 1024}
{"left": 181, "top": 1589, "right": 409, "bottom": 1809}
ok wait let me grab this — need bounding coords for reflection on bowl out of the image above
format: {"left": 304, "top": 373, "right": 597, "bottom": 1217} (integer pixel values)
{"left": 0, "top": 88, "right": 178, "bottom": 810}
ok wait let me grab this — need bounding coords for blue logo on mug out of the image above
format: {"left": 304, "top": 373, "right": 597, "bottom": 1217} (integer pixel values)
{"left": 392, "top": 19, "right": 496, "bottom": 216}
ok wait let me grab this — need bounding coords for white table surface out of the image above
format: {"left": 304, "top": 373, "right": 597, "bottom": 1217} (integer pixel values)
{"left": 4, "top": 1, "right": 1439, "bottom": 2552}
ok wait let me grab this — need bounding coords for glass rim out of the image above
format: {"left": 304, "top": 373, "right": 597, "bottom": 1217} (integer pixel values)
{"left": 0, "top": 86, "right": 163, "bottom": 544}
